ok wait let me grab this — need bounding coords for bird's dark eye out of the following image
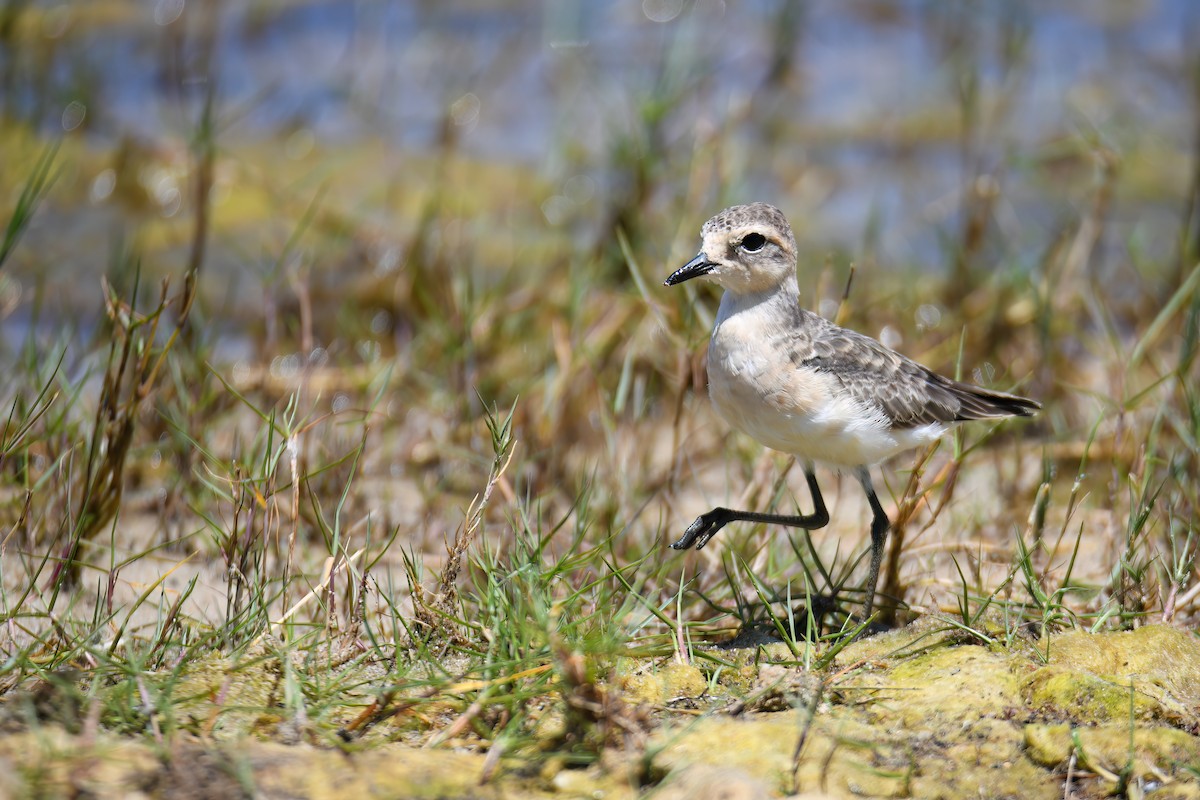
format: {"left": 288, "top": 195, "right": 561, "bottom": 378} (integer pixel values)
{"left": 740, "top": 233, "right": 767, "bottom": 252}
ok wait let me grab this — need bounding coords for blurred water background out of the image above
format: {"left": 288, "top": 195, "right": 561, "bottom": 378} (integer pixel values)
{"left": 0, "top": 0, "right": 1196, "bottom": 357}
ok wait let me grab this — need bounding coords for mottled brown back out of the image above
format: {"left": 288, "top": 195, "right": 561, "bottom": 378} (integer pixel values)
{"left": 791, "top": 308, "right": 1040, "bottom": 428}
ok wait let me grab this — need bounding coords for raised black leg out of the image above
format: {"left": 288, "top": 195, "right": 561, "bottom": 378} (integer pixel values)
{"left": 672, "top": 470, "right": 829, "bottom": 550}
{"left": 856, "top": 467, "right": 890, "bottom": 620}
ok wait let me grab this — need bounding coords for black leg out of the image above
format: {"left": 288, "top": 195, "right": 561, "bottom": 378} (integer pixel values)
{"left": 856, "top": 467, "right": 890, "bottom": 620}
{"left": 672, "top": 470, "right": 829, "bottom": 550}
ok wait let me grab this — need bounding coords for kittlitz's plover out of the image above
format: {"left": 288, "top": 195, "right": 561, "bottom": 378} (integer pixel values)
{"left": 665, "top": 202, "right": 1039, "bottom": 618}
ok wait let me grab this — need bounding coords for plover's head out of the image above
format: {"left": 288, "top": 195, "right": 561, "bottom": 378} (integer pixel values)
{"left": 665, "top": 202, "right": 797, "bottom": 295}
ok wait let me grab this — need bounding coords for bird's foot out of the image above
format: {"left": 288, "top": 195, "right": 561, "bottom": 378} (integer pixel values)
{"left": 670, "top": 508, "right": 731, "bottom": 550}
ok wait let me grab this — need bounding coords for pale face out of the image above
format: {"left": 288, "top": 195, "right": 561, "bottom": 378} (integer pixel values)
{"left": 664, "top": 202, "right": 797, "bottom": 296}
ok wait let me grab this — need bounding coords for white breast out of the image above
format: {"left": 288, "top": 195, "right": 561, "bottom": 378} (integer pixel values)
{"left": 706, "top": 292, "right": 946, "bottom": 468}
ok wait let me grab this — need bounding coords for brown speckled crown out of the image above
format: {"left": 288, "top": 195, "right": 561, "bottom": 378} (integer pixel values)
{"left": 702, "top": 202, "right": 795, "bottom": 252}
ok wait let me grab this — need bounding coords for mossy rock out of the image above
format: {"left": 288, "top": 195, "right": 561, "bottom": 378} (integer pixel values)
{"left": 614, "top": 659, "right": 707, "bottom": 707}
{"left": 1024, "top": 722, "right": 1200, "bottom": 790}
{"left": 1025, "top": 664, "right": 1174, "bottom": 725}
{"left": 839, "top": 643, "right": 1023, "bottom": 729}
{"left": 0, "top": 729, "right": 602, "bottom": 800}
{"left": 908, "top": 717, "right": 1060, "bottom": 800}
{"left": 1032, "top": 625, "right": 1200, "bottom": 729}
{"left": 833, "top": 613, "right": 959, "bottom": 665}
{"left": 654, "top": 705, "right": 1060, "bottom": 798}
{"left": 166, "top": 637, "right": 288, "bottom": 739}
{"left": 653, "top": 708, "right": 911, "bottom": 797}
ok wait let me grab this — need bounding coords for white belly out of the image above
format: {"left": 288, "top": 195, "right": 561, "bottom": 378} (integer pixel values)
{"left": 706, "top": 299, "right": 945, "bottom": 468}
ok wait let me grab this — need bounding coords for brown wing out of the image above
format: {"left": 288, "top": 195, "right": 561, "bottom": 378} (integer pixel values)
{"left": 794, "top": 312, "right": 1039, "bottom": 428}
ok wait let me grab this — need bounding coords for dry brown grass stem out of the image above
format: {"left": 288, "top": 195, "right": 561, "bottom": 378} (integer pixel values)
{"left": 880, "top": 443, "right": 942, "bottom": 620}
{"left": 904, "top": 541, "right": 1011, "bottom": 557}
{"left": 413, "top": 424, "right": 517, "bottom": 642}
{"left": 262, "top": 547, "right": 364, "bottom": 641}
{"left": 283, "top": 433, "right": 300, "bottom": 625}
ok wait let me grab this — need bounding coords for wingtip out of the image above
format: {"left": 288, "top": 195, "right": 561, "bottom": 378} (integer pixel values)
{"left": 952, "top": 385, "right": 1042, "bottom": 421}
{"left": 1013, "top": 396, "right": 1042, "bottom": 417}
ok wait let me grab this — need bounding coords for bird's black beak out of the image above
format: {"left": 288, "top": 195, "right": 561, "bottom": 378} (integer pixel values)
{"left": 664, "top": 253, "right": 716, "bottom": 286}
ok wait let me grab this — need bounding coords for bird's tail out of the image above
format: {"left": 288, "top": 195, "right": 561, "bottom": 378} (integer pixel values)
{"left": 953, "top": 383, "right": 1041, "bottom": 421}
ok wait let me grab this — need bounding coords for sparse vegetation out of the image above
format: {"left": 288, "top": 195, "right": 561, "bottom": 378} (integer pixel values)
{"left": 0, "top": 2, "right": 1198, "bottom": 798}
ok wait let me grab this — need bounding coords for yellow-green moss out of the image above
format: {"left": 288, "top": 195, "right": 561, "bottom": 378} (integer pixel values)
{"left": 1033, "top": 625, "right": 1200, "bottom": 728}
{"left": 1025, "top": 665, "right": 1166, "bottom": 724}
{"left": 1024, "top": 723, "right": 1200, "bottom": 788}
{"left": 841, "top": 643, "right": 1023, "bottom": 728}
{"left": 614, "top": 659, "right": 706, "bottom": 706}
{"left": 167, "top": 638, "right": 286, "bottom": 739}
